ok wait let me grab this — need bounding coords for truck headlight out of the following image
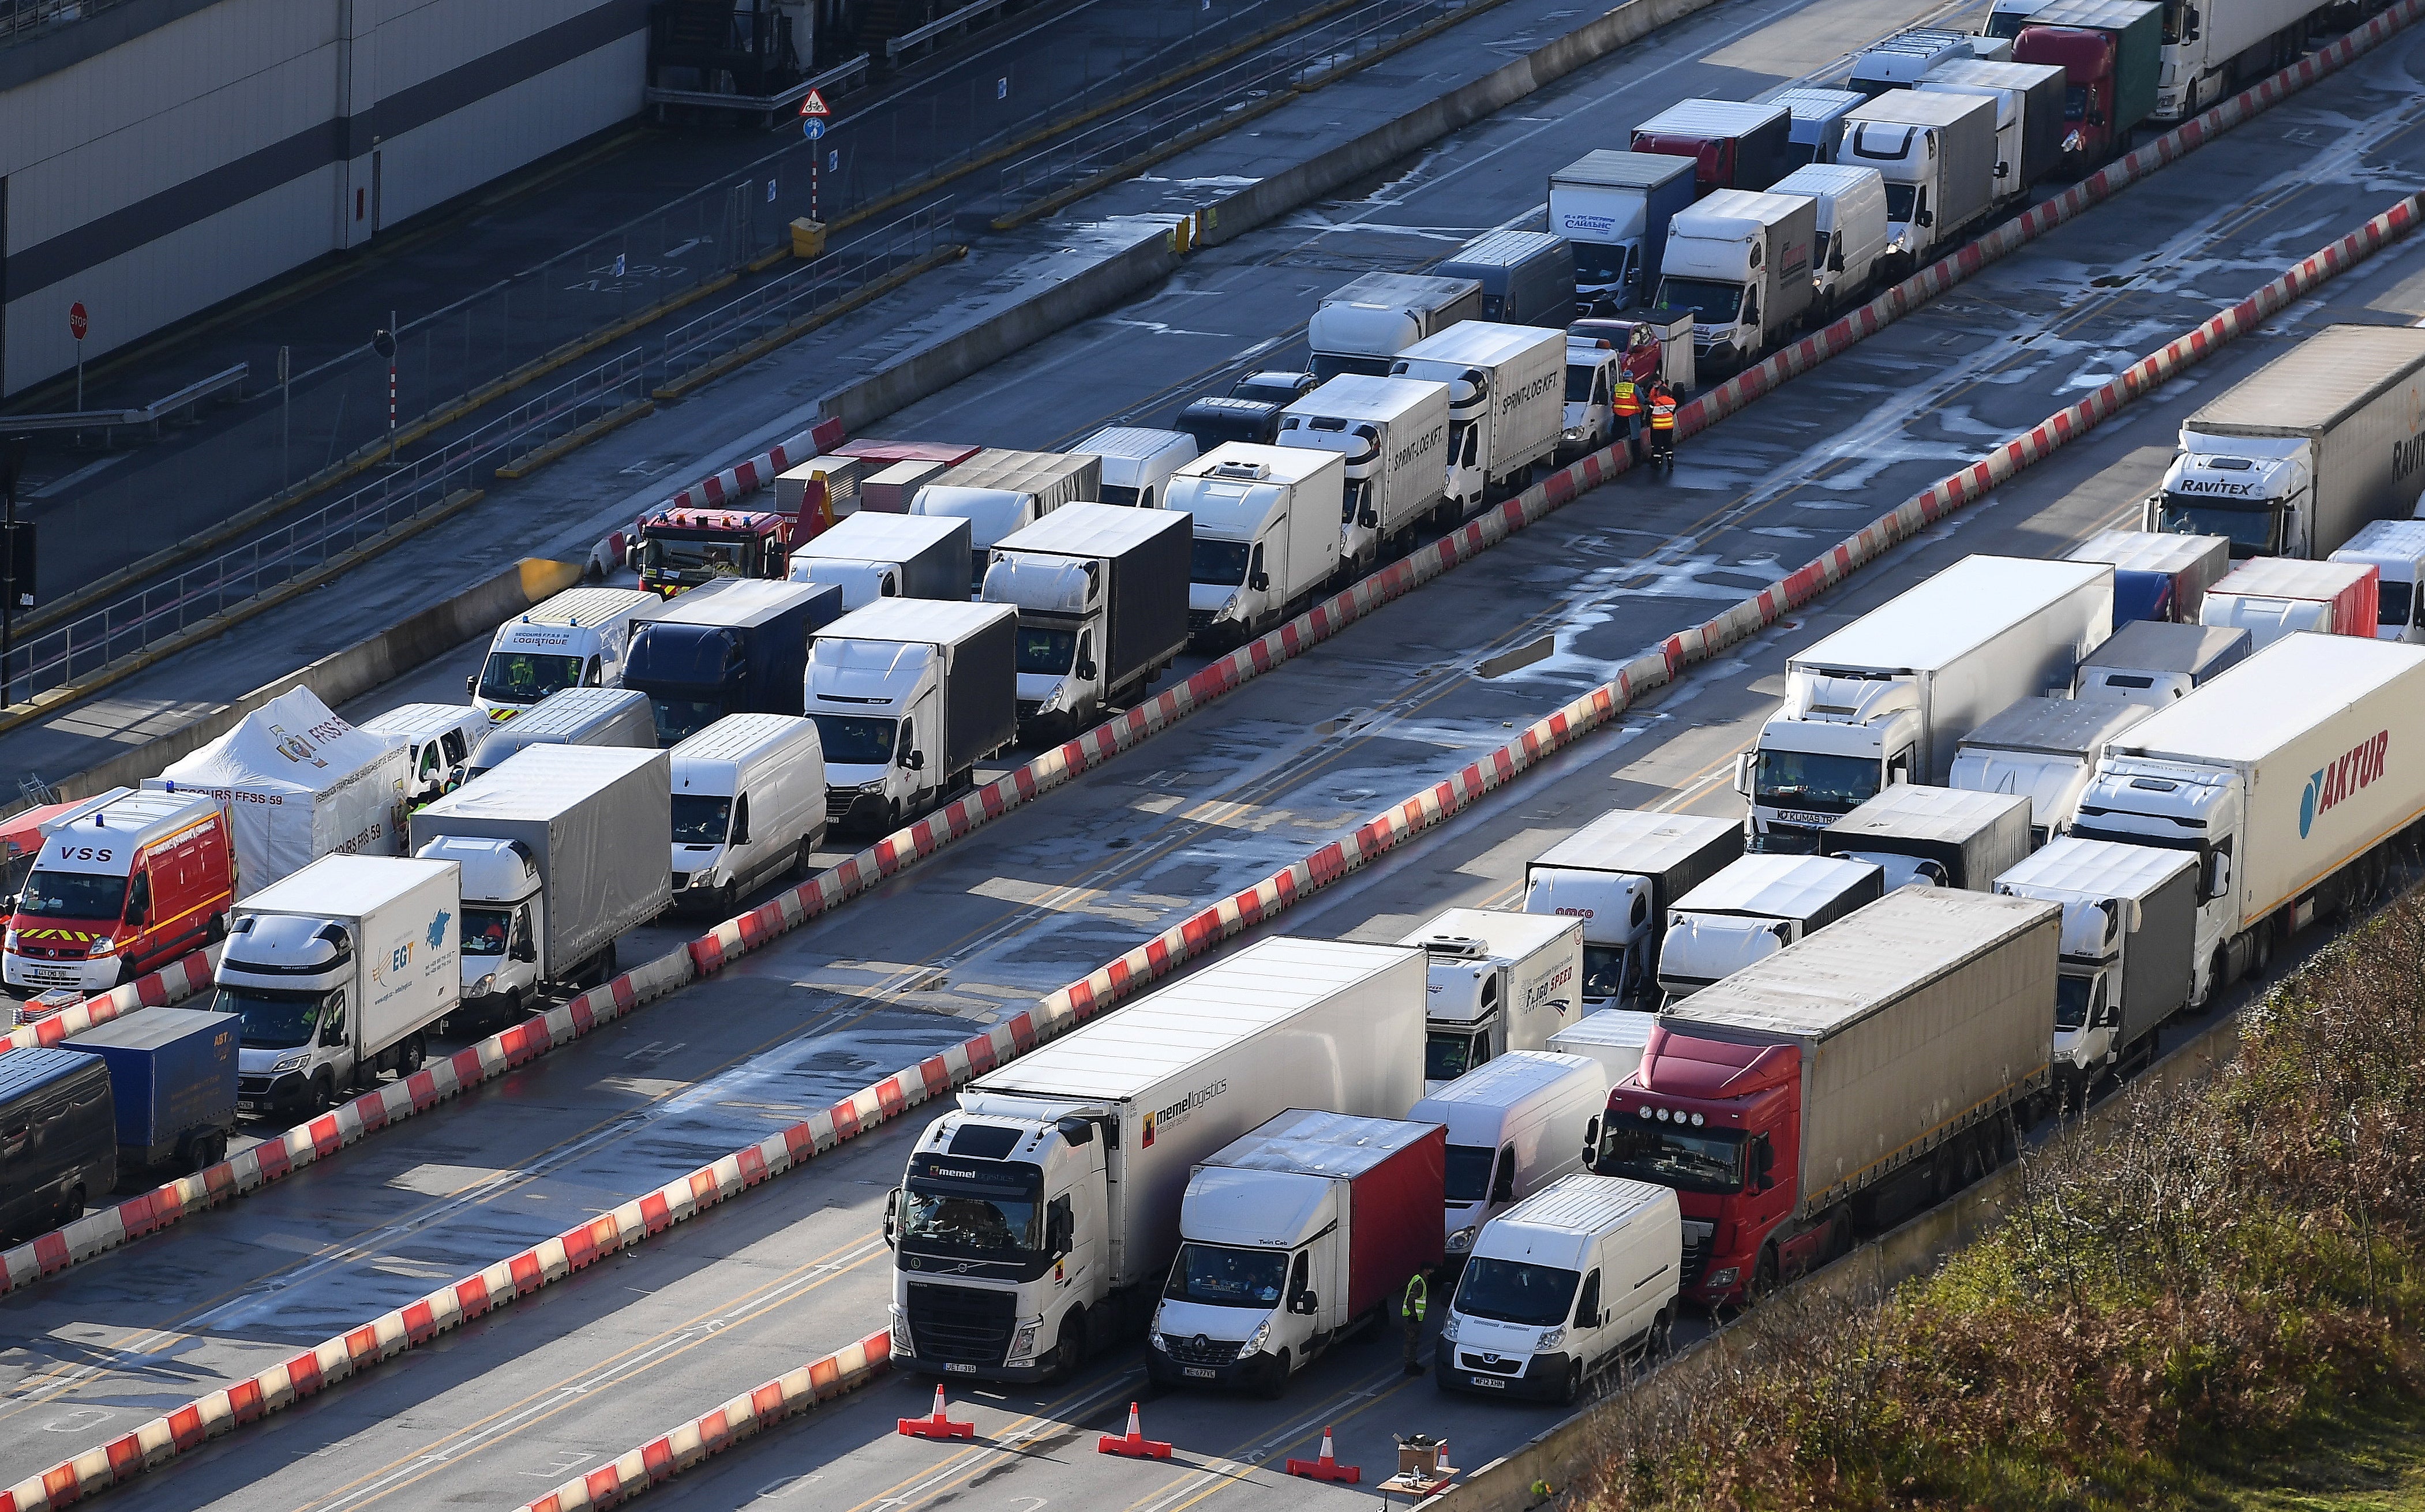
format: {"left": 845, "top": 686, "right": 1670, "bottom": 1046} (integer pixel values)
{"left": 88, "top": 936, "right": 117, "bottom": 956}
{"left": 857, "top": 781, "right": 888, "bottom": 795}
{"left": 1447, "top": 1225, "right": 1477, "bottom": 1252}
{"left": 473, "top": 974, "right": 496, "bottom": 997}
{"left": 1536, "top": 1326, "right": 1565, "bottom": 1351}
{"left": 271, "top": 1053, "right": 308, "bottom": 1074}
{"left": 1244, "top": 1319, "right": 1271, "bottom": 1357}
{"left": 890, "top": 1307, "right": 915, "bottom": 1357}
{"left": 1438, "top": 1312, "right": 1461, "bottom": 1344}
{"left": 1562, "top": 425, "right": 1584, "bottom": 442}
{"left": 1006, "top": 1316, "right": 1045, "bottom": 1362}
{"left": 1707, "top": 1267, "right": 1740, "bottom": 1288}
{"left": 1222, "top": 593, "right": 1239, "bottom": 614}
{"left": 1148, "top": 1307, "right": 1166, "bottom": 1353}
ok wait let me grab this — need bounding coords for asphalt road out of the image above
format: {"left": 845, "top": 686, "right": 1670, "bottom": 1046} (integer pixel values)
{"left": 3, "top": 1, "right": 2424, "bottom": 1507}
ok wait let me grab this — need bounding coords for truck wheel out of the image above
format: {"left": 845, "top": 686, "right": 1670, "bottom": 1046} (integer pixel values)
{"left": 1048, "top": 1311, "right": 1085, "bottom": 1384}
{"left": 187, "top": 1132, "right": 227, "bottom": 1173}
{"left": 312, "top": 1069, "right": 338, "bottom": 1113}
{"left": 206, "top": 914, "right": 227, "bottom": 945}
{"left": 398, "top": 1033, "right": 426, "bottom": 1079}
{"left": 1748, "top": 1247, "right": 1778, "bottom": 1305}
{"left": 2251, "top": 920, "right": 2276, "bottom": 978}
{"left": 793, "top": 837, "right": 816, "bottom": 879}
{"left": 55, "top": 1183, "right": 85, "bottom": 1229}
{"left": 1258, "top": 1348, "right": 1293, "bottom": 1400}
{"left": 1649, "top": 1303, "right": 1676, "bottom": 1359}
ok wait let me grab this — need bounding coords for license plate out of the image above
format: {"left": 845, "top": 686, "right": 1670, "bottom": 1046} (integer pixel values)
{"left": 1468, "top": 1376, "right": 1506, "bottom": 1390}
{"left": 1183, "top": 1367, "right": 1216, "bottom": 1379}
{"left": 944, "top": 1363, "right": 977, "bottom": 1374}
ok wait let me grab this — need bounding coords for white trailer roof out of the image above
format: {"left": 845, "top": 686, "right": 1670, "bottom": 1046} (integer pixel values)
{"left": 996, "top": 500, "right": 1186, "bottom": 558}
{"left": 1531, "top": 808, "right": 1739, "bottom": 875}
{"left": 2190, "top": 324, "right": 2425, "bottom": 436}
{"left": 239, "top": 854, "right": 458, "bottom": 918}
{"left": 1394, "top": 321, "right": 1565, "bottom": 369}
{"left": 1410, "top": 1050, "right": 1599, "bottom": 1111}
{"left": 817, "top": 598, "right": 1014, "bottom": 646}
{"left": 1635, "top": 99, "right": 1789, "bottom": 137}
{"left": 2106, "top": 635, "right": 2425, "bottom": 766}
{"left": 670, "top": 713, "right": 817, "bottom": 771}
{"left": 970, "top": 938, "right": 1416, "bottom": 1102}
{"left": 2335, "top": 517, "right": 2425, "bottom": 565}
{"left": 1672, "top": 854, "right": 1877, "bottom": 917}
{"left": 1959, "top": 697, "right": 2149, "bottom": 756}
{"left": 2067, "top": 528, "right": 2228, "bottom": 576}
{"left": 2207, "top": 556, "right": 2375, "bottom": 601}
{"left": 2081, "top": 620, "right": 2249, "bottom": 677}
{"left": 1284, "top": 375, "right": 1445, "bottom": 425}
{"left": 417, "top": 745, "right": 662, "bottom": 824}
{"left": 803, "top": 512, "right": 968, "bottom": 559}
{"left": 1793, "top": 555, "right": 2108, "bottom": 674}
{"left": 1550, "top": 149, "right": 1695, "bottom": 190}
{"left": 1830, "top": 783, "right": 2030, "bottom": 844}
{"left": 1399, "top": 906, "right": 1578, "bottom": 959}
{"left": 1995, "top": 835, "right": 2196, "bottom": 902}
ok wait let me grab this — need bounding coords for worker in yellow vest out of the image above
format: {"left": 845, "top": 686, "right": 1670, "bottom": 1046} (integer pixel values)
{"left": 1609, "top": 370, "right": 1644, "bottom": 461}
{"left": 1646, "top": 380, "right": 1678, "bottom": 469}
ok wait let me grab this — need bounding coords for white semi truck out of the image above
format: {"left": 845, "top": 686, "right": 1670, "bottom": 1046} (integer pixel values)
{"left": 1948, "top": 696, "right": 2152, "bottom": 843}
{"left": 1169, "top": 445, "right": 1345, "bottom": 648}
{"left": 1389, "top": 322, "right": 1566, "bottom": 516}
{"left": 1821, "top": 784, "right": 2034, "bottom": 891}
{"left": 807, "top": 600, "right": 1017, "bottom": 830}
{"left": 1277, "top": 375, "right": 1451, "bottom": 567}
{"left": 1395, "top": 907, "right": 1586, "bottom": 1091}
{"left": 1995, "top": 837, "right": 2197, "bottom": 1104}
{"left": 1738, "top": 554, "right": 2112, "bottom": 851}
{"left": 2071, "top": 635, "right": 2425, "bottom": 1006}
{"left": 883, "top": 937, "right": 1426, "bottom": 1382}
{"left": 1521, "top": 808, "right": 1741, "bottom": 1008}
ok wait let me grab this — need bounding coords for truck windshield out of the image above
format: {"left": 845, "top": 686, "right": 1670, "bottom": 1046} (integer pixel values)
{"left": 1100, "top": 484, "right": 1142, "bottom": 507}
{"left": 1751, "top": 749, "right": 1880, "bottom": 811}
{"left": 2062, "top": 84, "right": 2087, "bottom": 119}
{"left": 652, "top": 699, "right": 725, "bottom": 745}
{"left": 1192, "top": 539, "right": 1250, "bottom": 587}
{"left": 2055, "top": 973, "right": 2101, "bottom": 1030}
{"left": 1655, "top": 277, "right": 1744, "bottom": 324}
{"left": 1882, "top": 181, "right": 1919, "bottom": 223}
{"left": 1453, "top": 1256, "right": 1580, "bottom": 1327}
{"left": 1444, "top": 1143, "right": 1496, "bottom": 1202}
{"left": 1598, "top": 1120, "right": 1748, "bottom": 1194}
{"left": 1565, "top": 365, "right": 1598, "bottom": 402}
{"left": 1426, "top": 1029, "right": 1486, "bottom": 1084}
{"left": 217, "top": 987, "right": 328, "bottom": 1050}
{"left": 16, "top": 869, "right": 125, "bottom": 920}
{"left": 643, "top": 538, "right": 752, "bottom": 578}
{"left": 811, "top": 714, "right": 898, "bottom": 766}
{"left": 1015, "top": 626, "right": 1078, "bottom": 676}
{"left": 1581, "top": 945, "right": 1628, "bottom": 1001}
{"left": 672, "top": 795, "right": 733, "bottom": 845}
{"left": 899, "top": 1180, "right": 1040, "bottom": 1256}
{"left": 462, "top": 907, "right": 514, "bottom": 957}
{"left": 1164, "top": 1243, "right": 1288, "bottom": 1307}
{"left": 2153, "top": 493, "right": 2280, "bottom": 555}
{"left": 2380, "top": 579, "right": 2415, "bottom": 630}
{"left": 1573, "top": 243, "right": 1629, "bottom": 289}
{"left": 478, "top": 652, "right": 585, "bottom": 706}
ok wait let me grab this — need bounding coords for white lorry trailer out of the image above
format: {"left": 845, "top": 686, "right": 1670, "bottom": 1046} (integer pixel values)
{"left": 1396, "top": 907, "right": 1586, "bottom": 1091}
{"left": 982, "top": 502, "right": 1191, "bottom": 744}
{"left": 2198, "top": 556, "right": 2380, "bottom": 649}
{"left": 410, "top": 745, "right": 671, "bottom": 1029}
{"left": 2145, "top": 324, "right": 2425, "bottom": 560}
{"left": 1995, "top": 837, "right": 2197, "bottom": 1104}
{"left": 1169, "top": 445, "right": 1345, "bottom": 648}
{"left": 807, "top": 599, "right": 1017, "bottom": 831}
{"left": 786, "top": 512, "right": 970, "bottom": 607}
{"left": 1822, "top": 783, "right": 2034, "bottom": 890}
{"left": 1948, "top": 696, "right": 2152, "bottom": 843}
{"left": 2072, "top": 635, "right": 2425, "bottom": 1006}
{"left": 1656, "top": 854, "right": 1884, "bottom": 1001}
{"left": 1840, "top": 88, "right": 2000, "bottom": 265}
{"left": 1307, "top": 273, "right": 1484, "bottom": 380}
{"left": 1738, "top": 554, "right": 2112, "bottom": 851}
{"left": 1521, "top": 808, "right": 1742, "bottom": 1008}
{"left": 218, "top": 855, "right": 460, "bottom": 1120}
{"left": 884, "top": 936, "right": 1426, "bottom": 1382}
{"left": 1389, "top": 322, "right": 1566, "bottom": 516}
{"left": 1654, "top": 190, "right": 1819, "bottom": 375}
{"left": 468, "top": 586, "right": 661, "bottom": 722}
{"left": 1278, "top": 375, "right": 1452, "bottom": 568}
{"left": 1149, "top": 1110, "right": 1444, "bottom": 1397}
{"left": 2152, "top": 0, "right": 2317, "bottom": 118}
{"left": 2072, "top": 619, "right": 2251, "bottom": 706}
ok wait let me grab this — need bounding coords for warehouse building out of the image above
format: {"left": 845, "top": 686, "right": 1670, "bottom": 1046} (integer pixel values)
{"left": 0, "top": 0, "right": 651, "bottom": 400}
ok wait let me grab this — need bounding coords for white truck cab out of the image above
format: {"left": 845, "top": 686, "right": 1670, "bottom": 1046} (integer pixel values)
{"left": 1398, "top": 907, "right": 1584, "bottom": 1091}
{"left": 468, "top": 587, "right": 659, "bottom": 723}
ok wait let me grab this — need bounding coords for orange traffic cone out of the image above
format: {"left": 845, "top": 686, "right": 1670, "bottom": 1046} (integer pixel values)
{"left": 898, "top": 1383, "right": 975, "bottom": 1440}
{"left": 1285, "top": 1425, "right": 1360, "bottom": 1483}
{"left": 1097, "top": 1401, "right": 1174, "bottom": 1459}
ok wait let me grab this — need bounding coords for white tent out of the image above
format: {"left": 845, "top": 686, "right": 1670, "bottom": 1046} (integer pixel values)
{"left": 153, "top": 689, "right": 410, "bottom": 890}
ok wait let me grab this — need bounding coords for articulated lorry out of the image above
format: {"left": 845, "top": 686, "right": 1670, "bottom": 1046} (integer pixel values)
{"left": 1947, "top": 696, "right": 2151, "bottom": 842}
{"left": 1522, "top": 808, "right": 1741, "bottom": 1008}
{"left": 1396, "top": 907, "right": 1586, "bottom": 1091}
{"left": 1823, "top": 784, "right": 2034, "bottom": 890}
{"left": 1738, "top": 555, "right": 2111, "bottom": 850}
{"left": 411, "top": 745, "right": 670, "bottom": 1028}
{"left": 1389, "top": 322, "right": 1566, "bottom": 516}
{"left": 1549, "top": 151, "right": 1698, "bottom": 314}
{"left": 1279, "top": 375, "right": 1451, "bottom": 568}
{"left": 1307, "top": 273, "right": 1484, "bottom": 380}
{"left": 2014, "top": 0, "right": 2163, "bottom": 169}
{"left": 1599, "top": 887, "right": 2059, "bottom": 1305}
{"left": 1170, "top": 445, "right": 1345, "bottom": 648}
{"left": 807, "top": 600, "right": 1017, "bottom": 830}
{"left": 884, "top": 937, "right": 1426, "bottom": 1382}
{"left": 983, "top": 503, "right": 1191, "bottom": 744}
{"left": 2067, "top": 527, "right": 2232, "bottom": 624}
{"left": 2072, "top": 618, "right": 2250, "bottom": 706}
{"left": 1655, "top": 854, "right": 1883, "bottom": 1001}
{"left": 2146, "top": 324, "right": 2425, "bottom": 560}
{"left": 1654, "top": 190, "right": 1819, "bottom": 374}
{"left": 2150, "top": 0, "right": 2319, "bottom": 119}
{"left": 219, "top": 855, "right": 461, "bottom": 1120}
{"left": 1995, "top": 837, "right": 2197, "bottom": 1105}
{"left": 622, "top": 578, "right": 844, "bottom": 745}
{"left": 2072, "top": 635, "right": 2425, "bottom": 1007}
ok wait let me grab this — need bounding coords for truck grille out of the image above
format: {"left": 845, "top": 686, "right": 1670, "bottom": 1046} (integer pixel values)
{"left": 238, "top": 1075, "right": 276, "bottom": 1097}
{"left": 1186, "top": 609, "right": 1217, "bottom": 633}
{"left": 1455, "top": 1348, "right": 1526, "bottom": 1377}
{"left": 904, "top": 1281, "right": 1015, "bottom": 1366}
{"left": 1163, "top": 1333, "right": 1243, "bottom": 1367}
{"left": 1681, "top": 1225, "right": 1712, "bottom": 1287}
{"left": 1015, "top": 700, "right": 1041, "bottom": 720}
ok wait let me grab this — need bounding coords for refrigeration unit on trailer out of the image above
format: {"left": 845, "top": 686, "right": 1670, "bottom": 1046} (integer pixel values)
{"left": 1549, "top": 151, "right": 1699, "bottom": 314}
{"left": 1995, "top": 837, "right": 2197, "bottom": 1102}
{"left": 3, "top": 790, "right": 236, "bottom": 995}
{"left": 468, "top": 587, "right": 662, "bottom": 722}
{"left": 2066, "top": 528, "right": 2233, "bottom": 624}
{"left": 2146, "top": 325, "right": 2425, "bottom": 559}
{"left": 2072, "top": 636, "right": 2425, "bottom": 1006}
{"left": 1389, "top": 322, "right": 1566, "bottom": 515}
{"left": 1770, "top": 164, "right": 1891, "bottom": 312}
{"left": 1437, "top": 230, "right": 1576, "bottom": 327}
{"left": 1821, "top": 785, "right": 2034, "bottom": 891}
{"left": 1839, "top": 88, "right": 1999, "bottom": 262}
{"left": 1149, "top": 1111, "right": 1445, "bottom": 1397}
{"left": 1737, "top": 554, "right": 2112, "bottom": 850}
{"left": 2072, "top": 619, "right": 2251, "bottom": 706}
{"left": 1656, "top": 854, "right": 1884, "bottom": 1001}
{"left": 622, "top": 578, "right": 845, "bottom": 745}
{"left": 1601, "top": 887, "right": 2058, "bottom": 1306}
{"left": 1397, "top": 907, "right": 1586, "bottom": 1090}
{"left": 1277, "top": 375, "right": 1451, "bottom": 568}
{"left": 786, "top": 512, "right": 971, "bottom": 608}
{"left": 1631, "top": 99, "right": 1794, "bottom": 194}
{"left": 982, "top": 502, "right": 1191, "bottom": 743}
{"left": 668, "top": 714, "right": 826, "bottom": 916}
{"left": 2330, "top": 518, "right": 2425, "bottom": 643}
{"left": 1548, "top": 1009, "right": 1658, "bottom": 1088}
{"left": 1409, "top": 1051, "right": 1607, "bottom": 1260}
{"left": 884, "top": 936, "right": 1427, "bottom": 1382}
{"left": 1169, "top": 445, "right": 1345, "bottom": 647}
{"left": 1522, "top": 808, "right": 1742, "bottom": 1007}
{"left": 1920, "top": 57, "right": 2068, "bottom": 191}
{"left": 461, "top": 686, "right": 654, "bottom": 786}
{"left": 1654, "top": 190, "right": 1819, "bottom": 374}
{"left": 806, "top": 600, "right": 1017, "bottom": 830}
{"left": 1947, "top": 696, "right": 2151, "bottom": 842}
{"left": 1306, "top": 272, "right": 1485, "bottom": 380}
{"left": 1070, "top": 427, "right": 1198, "bottom": 509}
{"left": 2198, "top": 557, "right": 2379, "bottom": 648}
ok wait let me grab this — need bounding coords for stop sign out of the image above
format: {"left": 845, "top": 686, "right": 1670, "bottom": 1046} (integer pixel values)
{"left": 68, "top": 302, "right": 87, "bottom": 341}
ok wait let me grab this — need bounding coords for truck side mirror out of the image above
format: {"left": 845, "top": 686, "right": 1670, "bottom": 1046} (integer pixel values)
{"left": 1731, "top": 752, "right": 1752, "bottom": 798}
{"left": 1917, "top": 209, "right": 1936, "bottom": 228}
{"left": 512, "top": 935, "right": 537, "bottom": 964}
{"left": 1076, "top": 659, "right": 1097, "bottom": 682}
{"left": 466, "top": 674, "right": 478, "bottom": 699}
{"left": 1582, "top": 1116, "right": 1601, "bottom": 1169}
{"left": 2088, "top": 111, "right": 2107, "bottom": 127}
{"left": 1359, "top": 508, "right": 1379, "bottom": 528}
{"left": 1291, "top": 1289, "right": 1319, "bottom": 1316}
{"left": 1250, "top": 572, "right": 1270, "bottom": 592}
{"left": 1995, "top": 162, "right": 2010, "bottom": 178}
{"left": 905, "top": 749, "right": 926, "bottom": 772}
{"left": 883, "top": 1188, "right": 899, "bottom": 1249}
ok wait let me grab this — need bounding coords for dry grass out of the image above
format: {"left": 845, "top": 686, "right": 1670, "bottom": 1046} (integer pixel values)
{"left": 1572, "top": 890, "right": 2425, "bottom": 1512}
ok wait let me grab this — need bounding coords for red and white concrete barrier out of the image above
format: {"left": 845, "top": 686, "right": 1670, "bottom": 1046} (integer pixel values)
{"left": 0, "top": 952, "right": 212, "bottom": 1055}
{"left": 590, "top": 415, "right": 848, "bottom": 572}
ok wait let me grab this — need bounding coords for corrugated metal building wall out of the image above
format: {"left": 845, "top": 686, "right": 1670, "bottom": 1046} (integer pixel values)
{"left": 0, "top": 0, "right": 648, "bottom": 399}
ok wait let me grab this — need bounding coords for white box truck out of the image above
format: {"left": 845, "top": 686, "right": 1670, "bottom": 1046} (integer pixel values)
{"left": 1656, "top": 854, "right": 1883, "bottom": 1001}
{"left": 1822, "top": 784, "right": 2034, "bottom": 890}
{"left": 1307, "top": 272, "right": 1483, "bottom": 380}
{"left": 884, "top": 937, "right": 1427, "bottom": 1382}
{"left": 1278, "top": 374, "right": 1451, "bottom": 568}
{"left": 1737, "top": 555, "right": 2113, "bottom": 851}
{"left": 1840, "top": 89, "right": 2000, "bottom": 263}
{"left": 786, "top": 512, "right": 970, "bottom": 607}
{"left": 1522, "top": 808, "right": 1741, "bottom": 1008}
{"left": 1397, "top": 907, "right": 1586, "bottom": 1091}
{"left": 218, "top": 856, "right": 460, "bottom": 1119}
{"left": 2198, "top": 556, "right": 2379, "bottom": 650}
{"left": 1071, "top": 427, "right": 1197, "bottom": 509}
{"left": 1389, "top": 321, "right": 1566, "bottom": 516}
{"left": 1995, "top": 837, "right": 2197, "bottom": 1104}
{"left": 807, "top": 600, "right": 1017, "bottom": 831}
{"left": 1148, "top": 1110, "right": 1444, "bottom": 1396}
{"left": 668, "top": 713, "right": 825, "bottom": 917}
{"left": 2072, "top": 636, "right": 2425, "bottom": 1007}
{"left": 411, "top": 745, "right": 669, "bottom": 1029}
{"left": 1947, "top": 696, "right": 2151, "bottom": 842}
{"left": 1654, "top": 190, "right": 1819, "bottom": 374}
{"left": 982, "top": 502, "right": 1191, "bottom": 744}
{"left": 1409, "top": 1050, "right": 1606, "bottom": 1260}
{"left": 467, "top": 586, "right": 661, "bottom": 722}
{"left": 2145, "top": 324, "right": 2425, "bottom": 560}
{"left": 1168, "top": 445, "right": 1344, "bottom": 648}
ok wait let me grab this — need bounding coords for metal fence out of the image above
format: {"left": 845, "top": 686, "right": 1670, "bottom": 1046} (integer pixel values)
{"left": 0, "top": 0, "right": 134, "bottom": 46}
{"left": 2, "top": 351, "right": 646, "bottom": 704}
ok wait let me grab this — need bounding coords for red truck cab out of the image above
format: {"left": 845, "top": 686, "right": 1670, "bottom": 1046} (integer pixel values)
{"left": 1591, "top": 1026, "right": 1821, "bottom": 1307}
{"left": 3, "top": 791, "right": 235, "bottom": 995}
{"left": 2015, "top": 25, "right": 2120, "bottom": 163}
{"left": 632, "top": 507, "right": 795, "bottom": 597}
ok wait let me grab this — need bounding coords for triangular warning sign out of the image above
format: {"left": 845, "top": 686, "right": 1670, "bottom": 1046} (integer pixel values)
{"left": 800, "top": 89, "right": 832, "bottom": 118}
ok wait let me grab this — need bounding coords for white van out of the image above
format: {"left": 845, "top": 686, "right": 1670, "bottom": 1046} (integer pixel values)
{"left": 1438, "top": 1173, "right": 1681, "bottom": 1405}
{"left": 358, "top": 703, "right": 489, "bottom": 805}
{"left": 2330, "top": 517, "right": 2425, "bottom": 644}
{"left": 1547, "top": 1009, "right": 1656, "bottom": 1089}
{"left": 1073, "top": 426, "right": 1197, "bottom": 509}
{"left": 668, "top": 714, "right": 825, "bottom": 916}
{"left": 462, "top": 686, "right": 655, "bottom": 786}
{"left": 1409, "top": 1050, "right": 1609, "bottom": 1262}
{"left": 1770, "top": 164, "right": 1889, "bottom": 313}
{"left": 468, "top": 586, "right": 661, "bottom": 722}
